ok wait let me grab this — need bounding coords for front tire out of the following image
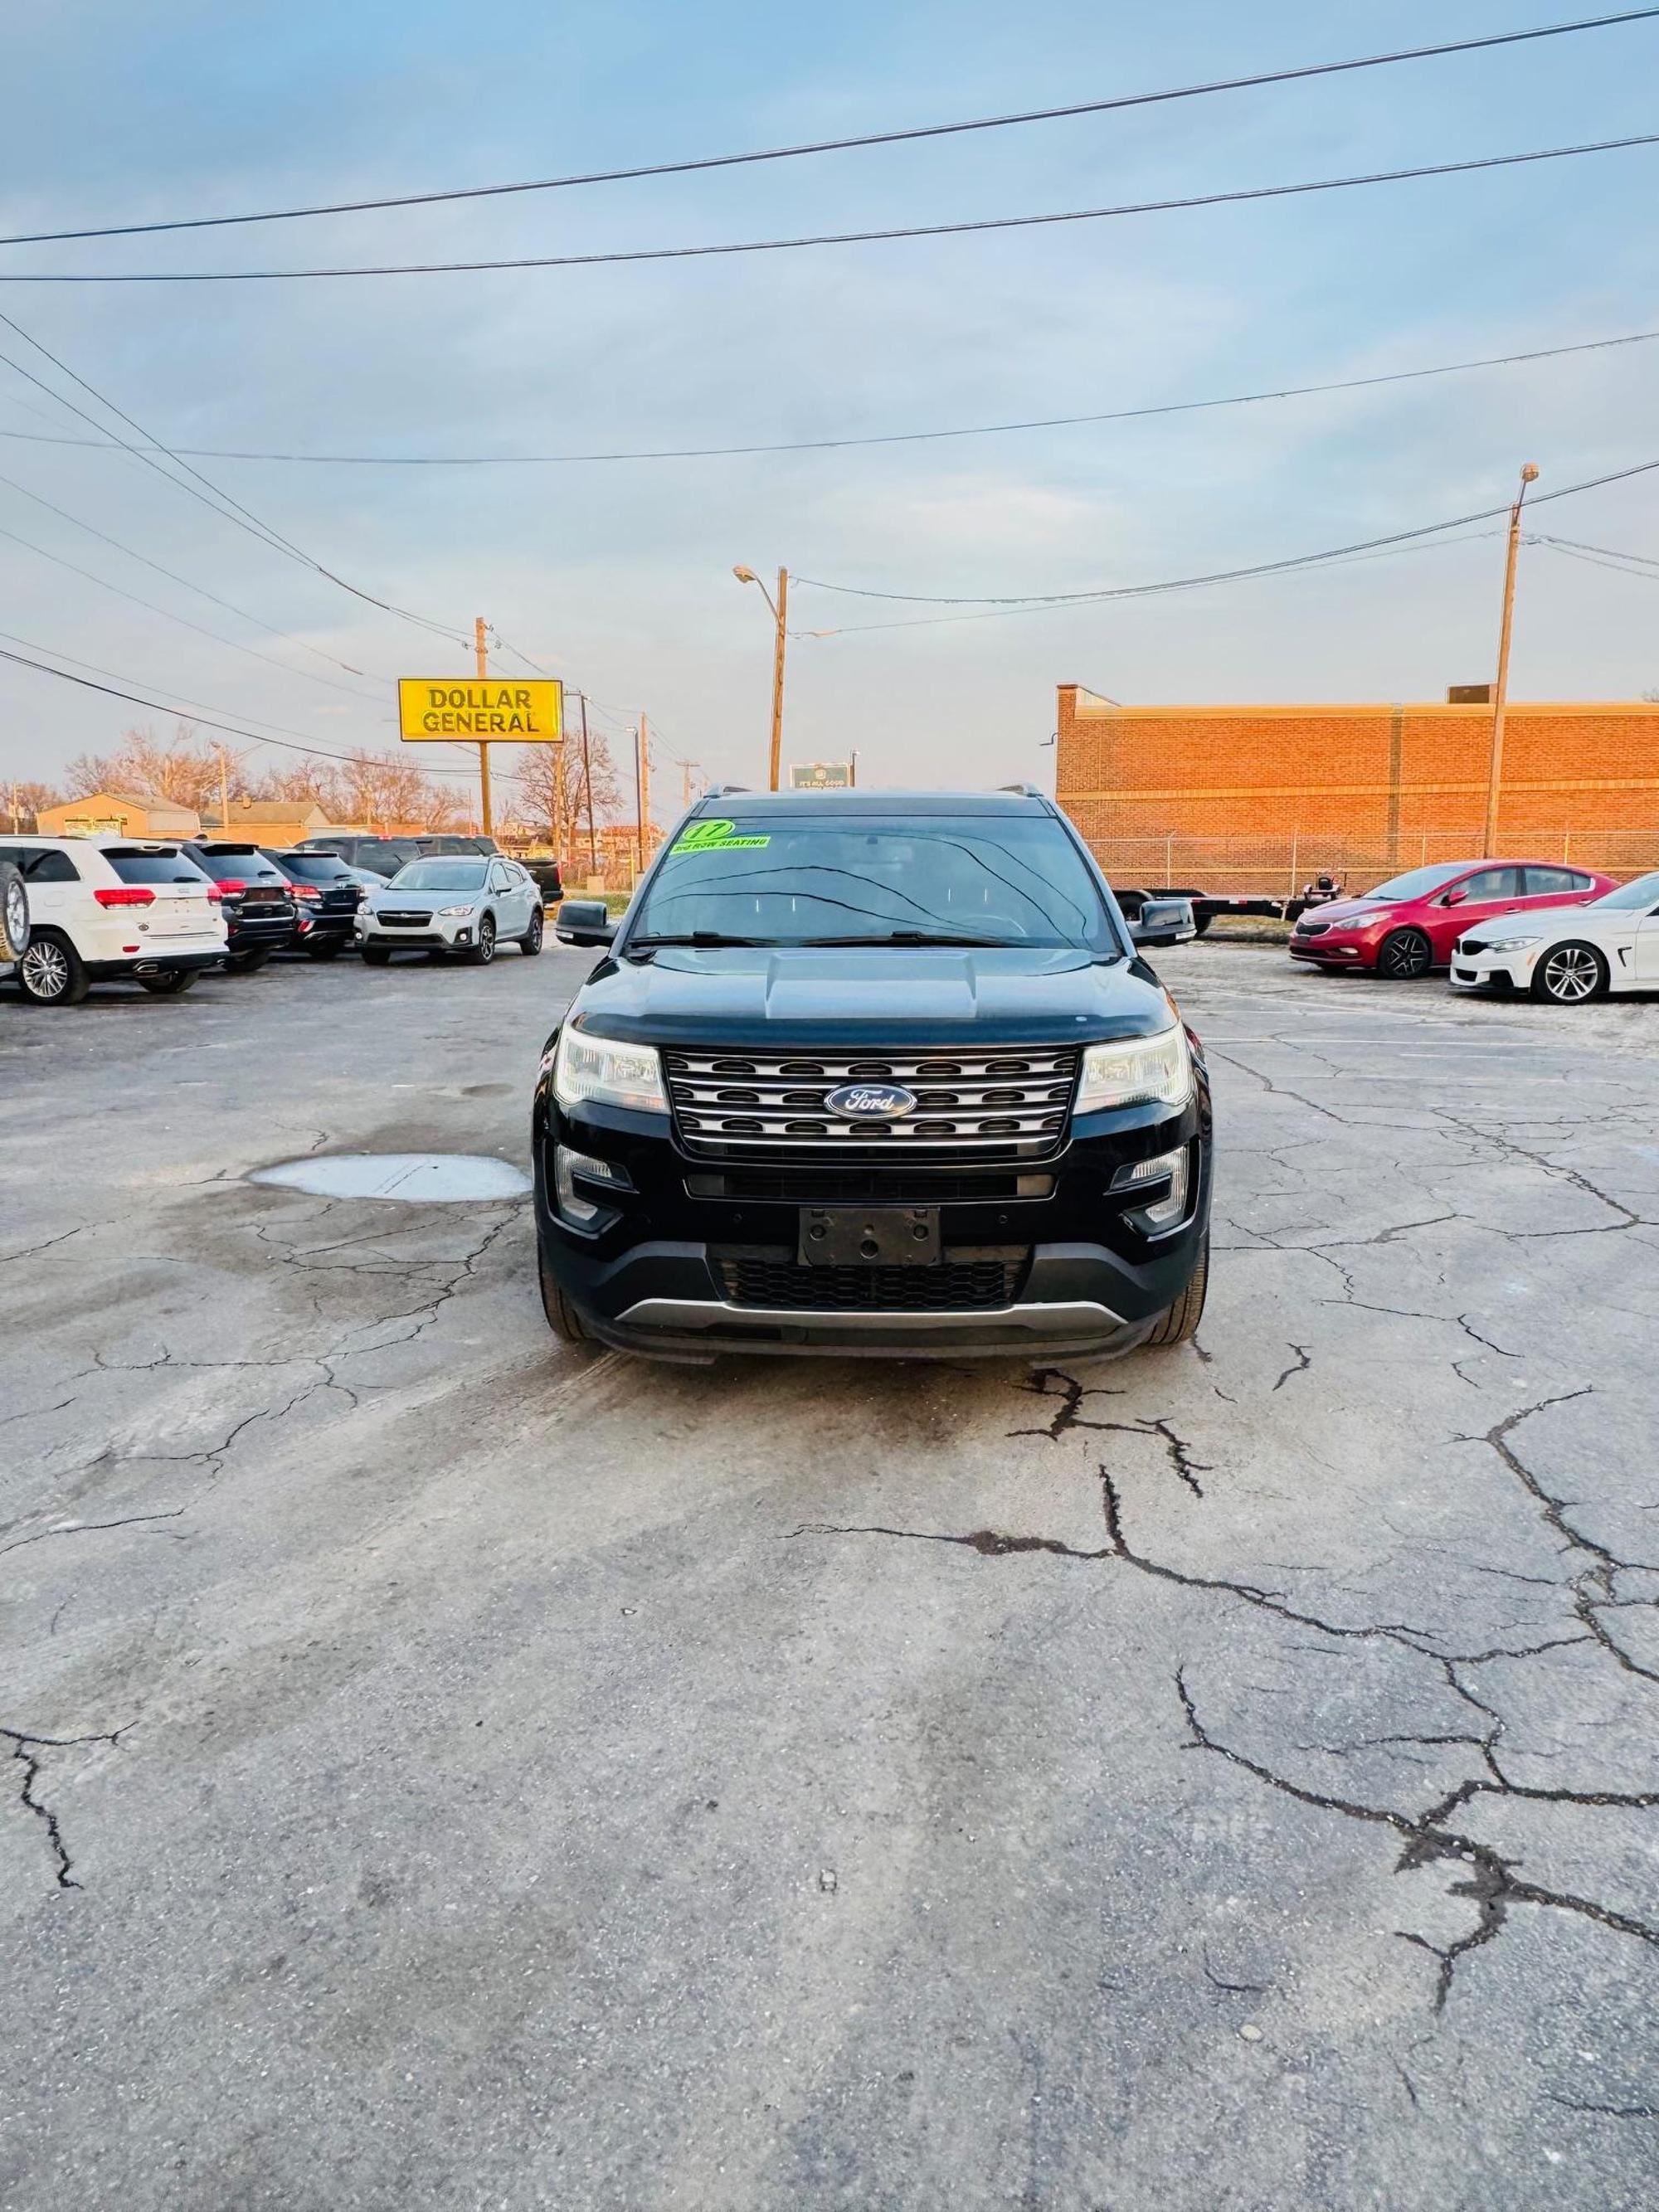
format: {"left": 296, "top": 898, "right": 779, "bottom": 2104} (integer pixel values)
{"left": 1144, "top": 1234, "right": 1209, "bottom": 1347}
{"left": 17, "top": 931, "right": 89, "bottom": 1005}
{"left": 519, "top": 907, "right": 544, "bottom": 956}
{"left": 1531, "top": 941, "right": 1608, "bottom": 1004}
{"left": 469, "top": 914, "right": 497, "bottom": 966}
{"left": 0, "top": 858, "right": 28, "bottom": 963}
{"left": 139, "top": 970, "right": 198, "bottom": 995}
{"left": 224, "top": 947, "right": 272, "bottom": 975}
{"left": 304, "top": 938, "right": 345, "bottom": 961}
{"left": 1377, "top": 927, "right": 1433, "bottom": 980}
{"left": 362, "top": 945, "right": 392, "bottom": 966}
{"left": 538, "top": 1240, "right": 595, "bottom": 1344}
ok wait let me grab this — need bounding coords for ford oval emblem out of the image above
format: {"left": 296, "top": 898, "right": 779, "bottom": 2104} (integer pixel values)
{"left": 825, "top": 1082, "right": 917, "bottom": 1120}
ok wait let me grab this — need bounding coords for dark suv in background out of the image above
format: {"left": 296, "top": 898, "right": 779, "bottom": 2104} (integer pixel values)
{"left": 178, "top": 840, "right": 298, "bottom": 971}
{"left": 264, "top": 848, "right": 364, "bottom": 960}
{"left": 533, "top": 788, "right": 1209, "bottom": 1364}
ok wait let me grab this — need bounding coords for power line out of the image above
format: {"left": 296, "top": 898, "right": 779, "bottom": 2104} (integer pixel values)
{"left": 0, "top": 468, "right": 391, "bottom": 693}
{"left": 0, "top": 309, "right": 468, "bottom": 643}
{"left": 1533, "top": 530, "right": 1659, "bottom": 568}
{"left": 1531, "top": 536, "right": 1659, "bottom": 581}
{"left": 7, "top": 134, "right": 1656, "bottom": 284}
{"left": 0, "top": 632, "right": 482, "bottom": 774}
{"left": 788, "top": 454, "right": 1659, "bottom": 618}
{"left": 2, "top": 326, "right": 1654, "bottom": 466}
{"left": 5, "top": 10, "right": 1654, "bottom": 246}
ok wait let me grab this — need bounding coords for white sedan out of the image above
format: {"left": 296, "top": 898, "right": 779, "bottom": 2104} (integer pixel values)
{"left": 356, "top": 856, "right": 543, "bottom": 965}
{"left": 1449, "top": 870, "right": 1659, "bottom": 1004}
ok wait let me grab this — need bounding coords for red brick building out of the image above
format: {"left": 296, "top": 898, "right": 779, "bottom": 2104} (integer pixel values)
{"left": 1056, "top": 685, "right": 1659, "bottom": 891}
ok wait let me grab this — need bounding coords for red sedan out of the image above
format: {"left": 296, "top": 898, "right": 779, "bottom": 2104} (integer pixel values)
{"left": 1288, "top": 859, "right": 1618, "bottom": 979}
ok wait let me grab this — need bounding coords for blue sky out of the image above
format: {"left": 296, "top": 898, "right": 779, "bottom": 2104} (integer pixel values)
{"left": 2, "top": 0, "right": 1657, "bottom": 806}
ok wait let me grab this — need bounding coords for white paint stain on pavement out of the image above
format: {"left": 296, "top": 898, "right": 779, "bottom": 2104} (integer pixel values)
{"left": 249, "top": 1153, "right": 533, "bottom": 1203}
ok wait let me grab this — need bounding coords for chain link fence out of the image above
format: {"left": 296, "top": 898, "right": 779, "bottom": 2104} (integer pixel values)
{"left": 1086, "top": 829, "right": 1659, "bottom": 895}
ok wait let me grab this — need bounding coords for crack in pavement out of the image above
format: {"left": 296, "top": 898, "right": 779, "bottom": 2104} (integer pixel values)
{"left": 2, "top": 1723, "right": 133, "bottom": 1891}
{"left": 1272, "top": 1345, "right": 1312, "bottom": 1393}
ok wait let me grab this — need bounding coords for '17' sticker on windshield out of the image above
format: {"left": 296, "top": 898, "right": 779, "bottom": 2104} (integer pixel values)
{"left": 670, "top": 819, "right": 771, "bottom": 853}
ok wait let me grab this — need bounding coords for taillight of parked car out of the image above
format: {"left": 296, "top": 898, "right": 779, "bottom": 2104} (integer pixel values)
{"left": 288, "top": 883, "right": 320, "bottom": 901}
{"left": 93, "top": 886, "right": 156, "bottom": 907}
{"left": 214, "top": 879, "right": 247, "bottom": 897}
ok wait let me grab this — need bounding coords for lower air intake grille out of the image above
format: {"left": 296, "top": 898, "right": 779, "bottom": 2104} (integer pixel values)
{"left": 713, "top": 1249, "right": 1028, "bottom": 1312}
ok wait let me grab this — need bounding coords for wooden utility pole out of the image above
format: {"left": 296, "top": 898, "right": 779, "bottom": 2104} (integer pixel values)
{"left": 474, "top": 615, "right": 494, "bottom": 838}
{"left": 638, "top": 713, "right": 651, "bottom": 861}
{"left": 768, "top": 567, "right": 788, "bottom": 792}
{"left": 632, "top": 726, "right": 645, "bottom": 875}
{"left": 578, "top": 692, "right": 596, "bottom": 873}
{"left": 1482, "top": 464, "right": 1539, "bottom": 857}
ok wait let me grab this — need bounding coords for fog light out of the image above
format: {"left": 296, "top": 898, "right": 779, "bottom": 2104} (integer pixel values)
{"left": 1112, "top": 1145, "right": 1190, "bottom": 1232}
{"left": 555, "top": 1145, "right": 628, "bottom": 1227}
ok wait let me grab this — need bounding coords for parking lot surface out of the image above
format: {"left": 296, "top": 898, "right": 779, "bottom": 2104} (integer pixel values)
{"left": 4, "top": 945, "right": 1658, "bottom": 2210}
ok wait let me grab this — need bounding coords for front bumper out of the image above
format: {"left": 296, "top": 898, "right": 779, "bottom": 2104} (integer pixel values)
{"left": 532, "top": 1072, "right": 1213, "bottom": 1363}
{"left": 1449, "top": 947, "right": 1534, "bottom": 992}
{"left": 357, "top": 915, "right": 478, "bottom": 950}
{"left": 1289, "top": 933, "right": 1371, "bottom": 966}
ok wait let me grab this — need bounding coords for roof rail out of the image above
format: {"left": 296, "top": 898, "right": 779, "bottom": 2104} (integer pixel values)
{"left": 996, "top": 782, "right": 1044, "bottom": 800}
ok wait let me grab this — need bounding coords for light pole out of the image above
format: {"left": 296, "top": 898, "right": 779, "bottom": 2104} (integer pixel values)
{"left": 1482, "top": 463, "right": 1540, "bottom": 858}
{"left": 734, "top": 565, "right": 788, "bottom": 790}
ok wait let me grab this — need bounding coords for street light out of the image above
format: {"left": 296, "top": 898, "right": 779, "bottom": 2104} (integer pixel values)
{"left": 734, "top": 563, "right": 789, "bottom": 790}
{"left": 1481, "top": 463, "right": 1540, "bottom": 857}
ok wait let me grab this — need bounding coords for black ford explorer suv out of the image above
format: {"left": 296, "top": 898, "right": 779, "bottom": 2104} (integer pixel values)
{"left": 531, "top": 788, "right": 1210, "bottom": 1362}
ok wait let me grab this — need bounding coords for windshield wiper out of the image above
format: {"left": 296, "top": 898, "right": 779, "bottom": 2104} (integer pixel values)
{"left": 798, "top": 931, "right": 1025, "bottom": 948}
{"left": 628, "top": 931, "right": 771, "bottom": 949}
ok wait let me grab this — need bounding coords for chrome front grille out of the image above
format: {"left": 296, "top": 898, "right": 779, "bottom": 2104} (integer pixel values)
{"left": 664, "top": 1046, "right": 1078, "bottom": 1155}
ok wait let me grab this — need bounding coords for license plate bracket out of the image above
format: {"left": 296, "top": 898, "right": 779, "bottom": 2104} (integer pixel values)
{"left": 798, "top": 1206, "right": 941, "bottom": 1266}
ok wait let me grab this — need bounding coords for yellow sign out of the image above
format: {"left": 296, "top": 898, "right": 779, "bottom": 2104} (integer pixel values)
{"left": 397, "top": 678, "right": 563, "bottom": 743}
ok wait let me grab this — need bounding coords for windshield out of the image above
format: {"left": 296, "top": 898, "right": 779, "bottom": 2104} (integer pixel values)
{"left": 1359, "top": 863, "right": 1471, "bottom": 902}
{"left": 629, "top": 812, "right": 1115, "bottom": 950}
{"left": 387, "top": 860, "right": 488, "bottom": 892}
{"left": 1588, "top": 870, "right": 1659, "bottom": 912}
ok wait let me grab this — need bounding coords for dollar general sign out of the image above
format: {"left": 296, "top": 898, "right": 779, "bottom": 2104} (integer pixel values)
{"left": 397, "top": 678, "right": 563, "bottom": 743}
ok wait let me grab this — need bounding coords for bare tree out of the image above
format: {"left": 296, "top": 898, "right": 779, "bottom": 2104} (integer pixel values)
{"left": 6, "top": 780, "right": 66, "bottom": 831}
{"left": 64, "top": 723, "right": 247, "bottom": 813}
{"left": 515, "top": 732, "right": 619, "bottom": 852}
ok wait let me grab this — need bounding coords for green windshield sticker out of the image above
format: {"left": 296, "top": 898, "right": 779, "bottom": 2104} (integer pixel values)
{"left": 670, "top": 819, "right": 771, "bottom": 853}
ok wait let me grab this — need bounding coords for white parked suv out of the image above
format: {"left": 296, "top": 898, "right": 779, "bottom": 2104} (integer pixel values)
{"left": 356, "top": 854, "right": 543, "bottom": 965}
{"left": 0, "top": 836, "right": 228, "bottom": 1005}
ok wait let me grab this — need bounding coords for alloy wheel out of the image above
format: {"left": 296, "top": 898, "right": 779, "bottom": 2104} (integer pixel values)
{"left": 478, "top": 917, "right": 495, "bottom": 964}
{"left": 1540, "top": 946, "right": 1601, "bottom": 1003}
{"left": 1379, "top": 929, "right": 1431, "bottom": 980}
{"left": 3, "top": 873, "right": 27, "bottom": 956}
{"left": 21, "top": 940, "right": 69, "bottom": 1000}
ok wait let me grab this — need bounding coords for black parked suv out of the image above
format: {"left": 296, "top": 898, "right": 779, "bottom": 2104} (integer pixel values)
{"left": 532, "top": 789, "right": 1209, "bottom": 1362}
{"left": 264, "top": 848, "right": 363, "bottom": 959}
{"left": 179, "top": 841, "right": 298, "bottom": 970}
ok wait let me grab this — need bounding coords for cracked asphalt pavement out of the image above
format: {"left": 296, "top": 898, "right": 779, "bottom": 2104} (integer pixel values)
{"left": 4, "top": 944, "right": 1658, "bottom": 2209}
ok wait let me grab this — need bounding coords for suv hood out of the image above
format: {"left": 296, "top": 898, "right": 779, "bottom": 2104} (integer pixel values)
{"left": 569, "top": 943, "right": 1175, "bottom": 1050}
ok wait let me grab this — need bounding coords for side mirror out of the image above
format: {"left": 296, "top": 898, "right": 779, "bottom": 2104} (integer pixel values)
{"left": 1440, "top": 888, "right": 1467, "bottom": 907}
{"left": 555, "top": 898, "right": 615, "bottom": 947}
{"left": 1131, "top": 897, "right": 1195, "bottom": 948}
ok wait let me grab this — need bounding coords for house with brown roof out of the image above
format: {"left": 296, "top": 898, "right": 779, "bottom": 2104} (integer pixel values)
{"left": 198, "top": 798, "right": 333, "bottom": 848}
{"left": 36, "top": 790, "right": 202, "bottom": 840}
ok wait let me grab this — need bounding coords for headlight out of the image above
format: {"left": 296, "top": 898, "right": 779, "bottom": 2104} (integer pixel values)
{"left": 1483, "top": 933, "right": 1541, "bottom": 950}
{"left": 1076, "top": 1024, "right": 1192, "bottom": 1114}
{"left": 438, "top": 903, "right": 476, "bottom": 917}
{"left": 552, "top": 1028, "right": 669, "bottom": 1115}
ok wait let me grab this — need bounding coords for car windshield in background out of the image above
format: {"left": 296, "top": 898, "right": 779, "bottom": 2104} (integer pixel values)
{"left": 388, "top": 860, "right": 488, "bottom": 892}
{"left": 630, "top": 813, "right": 1115, "bottom": 950}
{"left": 275, "top": 852, "right": 353, "bottom": 881}
{"left": 1360, "top": 863, "right": 1471, "bottom": 902}
{"left": 105, "top": 850, "right": 206, "bottom": 884}
{"left": 1588, "top": 870, "right": 1659, "bottom": 911}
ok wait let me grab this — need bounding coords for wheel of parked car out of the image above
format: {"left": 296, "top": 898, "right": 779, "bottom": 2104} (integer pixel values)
{"left": 1143, "top": 1234, "right": 1209, "bottom": 1345}
{"left": 224, "top": 948, "right": 272, "bottom": 975}
{"left": 362, "top": 945, "right": 392, "bottom": 966}
{"left": 17, "top": 931, "right": 90, "bottom": 1006}
{"left": 538, "top": 1240, "right": 594, "bottom": 1344}
{"left": 1377, "top": 926, "right": 1433, "bottom": 980}
{"left": 1530, "top": 941, "right": 1608, "bottom": 1005}
{"left": 0, "top": 858, "right": 27, "bottom": 963}
{"left": 304, "top": 938, "right": 345, "bottom": 961}
{"left": 469, "top": 913, "right": 497, "bottom": 966}
{"left": 519, "top": 907, "right": 544, "bottom": 957}
{"left": 139, "top": 970, "right": 199, "bottom": 996}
